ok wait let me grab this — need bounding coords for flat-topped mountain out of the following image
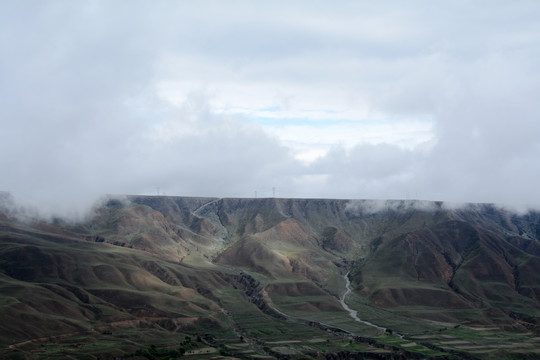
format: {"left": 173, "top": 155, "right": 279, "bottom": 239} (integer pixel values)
{"left": 1, "top": 196, "right": 539, "bottom": 359}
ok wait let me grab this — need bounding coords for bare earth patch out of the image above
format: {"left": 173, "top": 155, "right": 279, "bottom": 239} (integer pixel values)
{"left": 440, "top": 340, "right": 471, "bottom": 345}
{"left": 487, "top": 342, "right": 535, "bottom": 349}
{"left": 266, "top": 340, "right": 301, "bottom": 344}
{"left": 401, "top": 342, "right": 417, "bottom": 347}
{"left": 228, "top": 343, "right": 250, "bottom": 348}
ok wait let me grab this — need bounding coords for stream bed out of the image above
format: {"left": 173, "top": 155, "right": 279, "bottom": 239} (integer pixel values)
{"left": 340, "top": 272, "right": 387, "bottom": 333}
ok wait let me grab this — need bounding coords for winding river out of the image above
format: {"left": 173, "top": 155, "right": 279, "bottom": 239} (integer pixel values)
{"left": 340, "top": 272, "right": 386, "bottom": 332}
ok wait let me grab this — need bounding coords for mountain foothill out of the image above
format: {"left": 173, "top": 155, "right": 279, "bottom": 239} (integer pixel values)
{"left": 1, "top": 196, "right": 539, "bottom": 359}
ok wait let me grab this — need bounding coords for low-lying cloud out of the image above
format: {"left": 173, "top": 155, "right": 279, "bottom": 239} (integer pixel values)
{"left": 345, "top": 199, "right": 440, "bottom": 216}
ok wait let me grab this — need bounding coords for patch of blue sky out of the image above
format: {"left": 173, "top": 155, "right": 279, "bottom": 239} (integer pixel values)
{"left": 258, "top": 106, "right": 339, "bottom": 114}
{"left": 248, "top": 116, "right": 423, "bottom": 128}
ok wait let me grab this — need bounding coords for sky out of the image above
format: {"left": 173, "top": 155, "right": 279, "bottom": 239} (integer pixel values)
{"left": 1, "top": 1, "right": 540, "bottom": 217}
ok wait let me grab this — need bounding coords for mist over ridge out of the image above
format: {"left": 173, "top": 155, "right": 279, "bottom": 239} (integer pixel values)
{"left": 2, "top": 188, "right": 540, "bottom": 225}
{"left": 2, "top": 2, "right": 540, "bottom": 218}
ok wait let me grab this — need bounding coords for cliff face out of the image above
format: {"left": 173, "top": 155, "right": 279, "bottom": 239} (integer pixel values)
{"left": 1, "top": 196, "right": 540, "bottom": 346}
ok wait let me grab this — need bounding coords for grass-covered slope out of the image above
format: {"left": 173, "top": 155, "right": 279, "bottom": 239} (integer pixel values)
{"left": 1, "top": 196, "right": 540, "bottom": 359}
{"left": 0, "top": 213, "right": 233, "bottom": 347}
{"left": 350, "top": 219, "right": 540, "bottom": 328}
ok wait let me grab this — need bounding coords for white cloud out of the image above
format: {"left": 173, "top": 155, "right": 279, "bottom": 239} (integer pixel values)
{"left": 345, "top": 199, "right": 439, "bottom": 215}
{"left": 1, "top": 1, "right": 540, "bottom": 217}
{"left": 261, "top": 120, "right": 434, "bottom": 163}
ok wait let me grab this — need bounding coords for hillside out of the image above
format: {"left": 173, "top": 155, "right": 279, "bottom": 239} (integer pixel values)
{"left": 1, "top": 196, "right": 540, "bottom": 359}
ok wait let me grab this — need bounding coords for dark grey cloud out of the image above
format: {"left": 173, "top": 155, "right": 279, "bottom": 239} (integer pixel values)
{"left": 1, "top": 1, "right": 540, "bottom": 218}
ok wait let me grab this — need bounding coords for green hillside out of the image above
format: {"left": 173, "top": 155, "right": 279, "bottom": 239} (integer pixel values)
{"left": 1, "top": 196, "right": 539, "bottom": 359}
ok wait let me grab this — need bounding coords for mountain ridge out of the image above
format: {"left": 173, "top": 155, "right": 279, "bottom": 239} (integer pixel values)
{"left": 1, "top": 195, "right": 539, "bottom": 359}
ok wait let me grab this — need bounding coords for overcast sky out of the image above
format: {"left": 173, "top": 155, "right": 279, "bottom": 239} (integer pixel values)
{"left": 1, "top": 1, "right": 540, "bottom": 217}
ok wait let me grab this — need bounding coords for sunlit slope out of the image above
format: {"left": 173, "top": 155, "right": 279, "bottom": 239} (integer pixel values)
{"left": 1, "top": 195, "right": 540, "bottom": 358}
{"left": 0, "top": 214, "right": 232, "bottom": 346}
{"left": 89, "top": 197, "right": 540, "bottom": 328}
{"left": 350, "top": 219, "right": 540, "bottom": 328}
